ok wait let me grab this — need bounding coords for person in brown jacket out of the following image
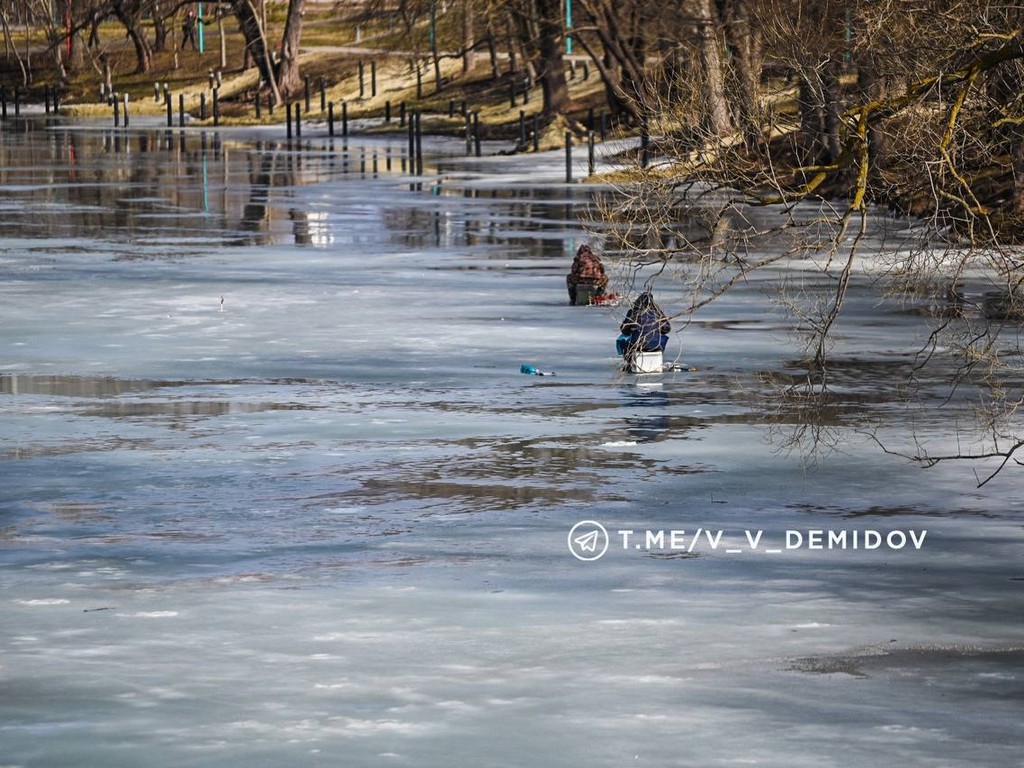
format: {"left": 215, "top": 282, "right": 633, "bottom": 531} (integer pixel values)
{"left": 566, "top": 244, "right": 609, "bottom": 305}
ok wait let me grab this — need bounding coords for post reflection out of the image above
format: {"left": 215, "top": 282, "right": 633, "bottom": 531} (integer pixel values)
{"left": 0, "top": 120, "right": 601, "bottom": 259}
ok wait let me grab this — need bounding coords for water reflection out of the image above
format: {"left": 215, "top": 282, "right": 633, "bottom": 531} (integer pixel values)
{"left": 0, "top": 119, "right": 602, "bottom": 259}
{"left": 621, "top": 386, "right": 673, "bottom": 443}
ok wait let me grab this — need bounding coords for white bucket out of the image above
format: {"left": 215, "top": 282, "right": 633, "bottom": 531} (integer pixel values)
{"left": 630, "top": 350, "right": 663, "bottom": 373}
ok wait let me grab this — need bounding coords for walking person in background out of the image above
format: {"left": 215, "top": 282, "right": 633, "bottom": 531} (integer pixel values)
{"left": 182, "top": 9, "right": 198, "bottom": 50}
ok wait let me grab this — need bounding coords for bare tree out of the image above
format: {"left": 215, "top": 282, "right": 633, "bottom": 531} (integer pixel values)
{"left": 598, "top": 0, "right": 1024, "bottom": 481}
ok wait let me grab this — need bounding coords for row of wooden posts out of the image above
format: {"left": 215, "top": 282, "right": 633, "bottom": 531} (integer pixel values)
{"left": 0, "top": 84, "right": 64, "bottom": 119}
{"left": 1, "top": 58, "right": 626, "bottom": 182}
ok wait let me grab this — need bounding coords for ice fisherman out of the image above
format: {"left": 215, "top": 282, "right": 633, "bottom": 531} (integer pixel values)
{"left": 617, "top": 291, "right": 671, "bottom": 358}
{"left": 566, "top": 243, "right": 608, "bottom": 305}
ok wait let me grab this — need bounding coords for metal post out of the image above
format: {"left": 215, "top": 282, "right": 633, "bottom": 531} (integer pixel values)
{"left": 588, "top": 131, "right": 595, "bottom": 176}
{"left": 328, "top": 102, "right": 334, "bottom": 136}
{"left": 474, "top": 112, "right": 481, "bottom": 157}
{"left": 198, "top": 2, "right": 205, "bottom": 54}
{"left": 165, "top": 88, "right": 173, "bottom": 127}
{"left": 407, "top": 112, "right": 415, "bottom": 170}
{"left": 371, "top": 60, "right": 377, "bottom": 97}
{"left": 415, "top": 111, "right": 423, "bottom": 176}
{"left": 565, "top": 132, "right": 573, "bottom": 183}
{"left": 286, "top": 102, "right": 293, "bottom": 139}
{"left": 342, "top": 101, "right": 348, "bottom": 137}
{"left": 179, "top": 94, "right": 185, "bottom": 127}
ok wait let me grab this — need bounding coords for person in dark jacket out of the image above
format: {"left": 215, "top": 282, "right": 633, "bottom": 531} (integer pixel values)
{"left": 566, "top": 244, "right": 609, "bottom": 304}
{"left": 617, "top": 291, "right": 670, "bottom": 357}
{"left": 182, "top": 10, "right": 198, "bottom": 50}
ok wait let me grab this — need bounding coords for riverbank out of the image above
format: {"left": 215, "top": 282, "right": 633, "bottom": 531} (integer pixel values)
{"left": 4, "top": 12, "right": 1022, "bottom": 241}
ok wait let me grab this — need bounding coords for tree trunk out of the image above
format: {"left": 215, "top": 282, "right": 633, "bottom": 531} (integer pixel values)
{"left": 486, "top": 30, "right": 499, "bottom": 79}
{"left": 462, "top": 0, "right": 476, "bottom": 75}
{"left": 111, "top": 2, "right": 153, "bottom": 74}
{"left": 695, "top": 0, "right": 732, "bottom": 139}
{"left": 230, "top": 0, "right": 281, "bottom": 104}
{"left": 152, "top": 1, "right": 168, "bottom": 52}
{"left": 533, "top": 0, "right": 570, "bottom": 117}
{"left": 720, "top": 0, "right": 761, "bottom": 145}
{"left": 60, "top": 0, "right": 86, "bottom": 74}
{"left": 822, "top": 59, "right": 842, "bottom": 163}
{"left": 276, "top": 0, "right": 305, "bottom": 99}
{"left": 1013, "top": 139, "right": 1024, "bottom": 216}
{"left": 575, "top": 0, "right": 649, "bottom": 122}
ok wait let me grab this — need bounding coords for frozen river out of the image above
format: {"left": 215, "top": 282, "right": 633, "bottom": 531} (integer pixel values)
{"left": 1, "top": 115, "right": 1022, "bottom": 767}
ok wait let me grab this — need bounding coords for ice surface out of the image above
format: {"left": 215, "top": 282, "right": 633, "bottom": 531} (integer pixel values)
{"left": 1, "top": 117, "right": 1022, "bottom": 767}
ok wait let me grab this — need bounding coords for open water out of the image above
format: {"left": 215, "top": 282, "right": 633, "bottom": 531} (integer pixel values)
{"left": 1, "top": 113, "right": 1022, "bottom": 767}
